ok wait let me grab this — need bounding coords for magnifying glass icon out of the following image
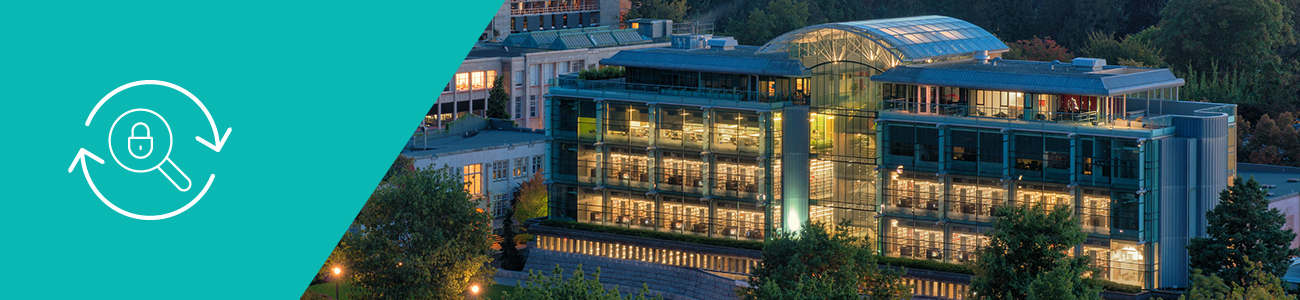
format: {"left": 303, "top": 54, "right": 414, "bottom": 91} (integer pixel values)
{"left": 109, "top": 108, "right": 193, "bottom": 192}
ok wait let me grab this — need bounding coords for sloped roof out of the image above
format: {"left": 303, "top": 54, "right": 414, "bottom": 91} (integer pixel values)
{"left": 503, "top": 27, "right": 651, "bottom": 50}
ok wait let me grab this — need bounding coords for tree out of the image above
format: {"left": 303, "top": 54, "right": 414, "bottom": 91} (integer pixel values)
{"left": 969, "top": 204, "right": 1099, "bottom": 300}
{"left": 1179, "top": 258, "right": 1297, "bottom": 300}
{"left": 1081, "top": 32, "right": 1166, "bottom": 67}
{"left": 514, "top": 172, "right": 549, "bottom": 225}
{"left": 1156, "top": 0, "right": 1296, "bottom": 72}
{"left": 739, "top": 221, "right": 911, "bottom": 300}
{"left": 1004, "top": 36, "right": 1075, "bottom": 62}
{"left": 1187, "top": 177, "right": 1300, "bottom": 286}
{"left": 625, "top": 0, "right": 689, "bottom": 22}
{"left": 732, "top": 0, "right": 810, "bottom": 46}
{"left": 499, "top": 198, "right": 526, "bottom": 271}
{"left": 504, "top": 265, "right": 659, "bottom": 300}
{"left": 487, "top": 75, "right": 510, "bottom": 119}
{"left": 1240, "top": 113, "right": 1300, "bottom": 167}
{"left": 340, "top": 165, "right": 495, "bottom": 299}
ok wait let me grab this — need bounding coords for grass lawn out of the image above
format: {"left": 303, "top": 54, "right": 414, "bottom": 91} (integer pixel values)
{"left": 306, "top": 281, "right": 361, "bottom": 300}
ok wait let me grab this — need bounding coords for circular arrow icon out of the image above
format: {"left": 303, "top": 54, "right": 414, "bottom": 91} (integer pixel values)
{"left": 69, "top": 80, "right": 231, "bottom": 220}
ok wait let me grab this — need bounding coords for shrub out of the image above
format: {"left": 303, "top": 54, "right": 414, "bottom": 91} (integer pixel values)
{"left": 577, "top": 66, "right": 625, "bottom": 80}
{"left": 538, "top": 219, "right": 764, "bottom": 250}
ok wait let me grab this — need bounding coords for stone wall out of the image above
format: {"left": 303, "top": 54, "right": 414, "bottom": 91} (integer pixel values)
{"left": 523, "top": 249, "right": 741, "bottom": 300}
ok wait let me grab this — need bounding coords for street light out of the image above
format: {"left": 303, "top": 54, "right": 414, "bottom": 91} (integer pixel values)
{"left": 471, "top": 284, "right": 481, "bottom": 299}
{"left": 332, "top": 267, "right": 343, "bottom": 300}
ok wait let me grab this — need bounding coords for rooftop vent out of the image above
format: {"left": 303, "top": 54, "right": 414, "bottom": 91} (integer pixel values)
{"left": 1289, "top": 178, "right": 1300, "bottom": 182}
{"left": 1073, "top": 58, "right": 1107, "bottom": 71}
{"left": 975, "top": 50, "right": 990, "bottom": 64}
{"left": 707, "top": 37, "right": 737, "bottom": 50}
{"left": 671, "top": 34, "right": 711, "bottom": 50}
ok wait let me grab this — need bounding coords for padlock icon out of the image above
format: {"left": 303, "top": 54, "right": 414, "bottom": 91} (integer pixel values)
{"left": 128, "top": 122, "right": 153, "bottom": 159}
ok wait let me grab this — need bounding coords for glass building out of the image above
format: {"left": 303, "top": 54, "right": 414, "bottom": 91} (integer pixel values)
{"left": 543, "top": 15, "right": 1234, "bottom": 290}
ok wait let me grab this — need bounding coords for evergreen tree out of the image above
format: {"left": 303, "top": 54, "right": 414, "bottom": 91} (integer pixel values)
{"left": 625, "top": 0, "right": 689, "bottom": 22}
{"left": 1187, "top": 177, "right": 1299, "bottom": 286}
{"left": 487, "top": 75, "right": 510, "bottom": 119}
{"left": 969, "top": 204, "right": 1099, "bottom": 300}
{"left": 499, "top": 198, "right": 526, "bottom": 271}
{"left": 1180, "top": 258, "right": 1296, "bottom": 300}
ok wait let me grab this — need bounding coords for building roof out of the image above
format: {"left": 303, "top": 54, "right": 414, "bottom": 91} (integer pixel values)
{"left": 870, "top": 58, "right": 1185, "bottom": 96}
{"left": 503, "top": 27, "right": 652, "bottom": 50}
{"left": 1238, "top": 163, "right": 1300, "bottom": 201}
{"left": 600, "top": 45, "right": 809, "bottom": 77}
{"left": 758, "top": 15, "right": 1008, "bottom": 62}
{"left": 403, "top": 129, "right": 545, "bottom": 158}
{"left": 464, "top": 44, "right": 552, "bottom": 59}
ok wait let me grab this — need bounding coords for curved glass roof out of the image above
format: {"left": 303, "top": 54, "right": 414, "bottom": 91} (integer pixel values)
{"left": 758, "top": 15, "right": 1008, "bottom": 62}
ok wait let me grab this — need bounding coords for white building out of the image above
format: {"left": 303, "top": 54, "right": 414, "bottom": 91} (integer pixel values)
{"left": 405, "top": 117, "right": 546, "bottom": 220}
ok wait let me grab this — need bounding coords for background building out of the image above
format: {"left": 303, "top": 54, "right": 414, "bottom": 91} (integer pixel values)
{"left": 542, "top": 15, "right": 1237, "bottom": 290}
{"left": 431, "top": 25, "right": 670, "bottom": 130}
{"left": 483, "top": 0, "right": 631, "bottom": 42}
{"left": 1241, "top": 163, "right": 1300, "bottom": 249}
{"left": 405, "top": 116, "right": 545, "bottom": 221}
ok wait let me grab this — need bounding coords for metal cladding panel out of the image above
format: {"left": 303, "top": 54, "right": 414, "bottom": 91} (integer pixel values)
{"left": 1158, "top": 138, "right": 1191, "bottom": 288}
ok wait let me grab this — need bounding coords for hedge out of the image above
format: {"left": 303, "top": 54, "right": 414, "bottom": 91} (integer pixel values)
{"left": 537, "top": 219, "right": 765, "bottom": 250}
{"left": 875, "top": 255, "right": 973, "bottom": 275}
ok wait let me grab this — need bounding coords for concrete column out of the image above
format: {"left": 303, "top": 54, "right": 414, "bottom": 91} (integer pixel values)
{"left": 782, "top": 105, "right": 811, "bottom": 233}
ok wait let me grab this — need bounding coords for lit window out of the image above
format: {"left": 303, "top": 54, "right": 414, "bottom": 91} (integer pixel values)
{"left": 471, "top": 71, "right": 486, "bottom": 90}
{"left": 514, "top": 157, "right": 528, "bottom": 177}
{"left": 492, "top": 160, "right": 509, "bottom": 180}
{"left": 462, "top": 164, "right": 482, "bottom": 195}
{"left": 486, "top": 70, "right": 497, "bottom": 88}
{"left": 455, "top": 73, "right": 470, "bottom": 91}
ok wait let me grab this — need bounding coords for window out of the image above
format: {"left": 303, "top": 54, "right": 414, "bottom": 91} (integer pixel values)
{"left": 455, "top": 73, "right": 470, "bottom": 91}
{"left": 471, "top": 71, "right": 486, "bottom": 90}
{"left": 514, "top": 157, "right": 528, "bottom": 177}
{"left": 528, "top": 65, "right": 539, "bottom": 86}
{"left": 515, "top": 96, "right": 523, "bottom": 119}
{"left": 444, "top": 82, "right": 450, "bottom": 92}
{"left": 492, "top": 160, "right": 509, "bottom": 180}
{"left": 543, "top": 63, "right": 553, "bottom": 82}
{"left": 529, "top": 95, "right": 538, "bottom": 117}
{"left": 486, "top": 70, "right": 497, "bottom": 88}
{"left": 493, "top": 193, "right": 512, "bottom": 217}
{"left": 571, "top": 61, "right": 583, "bottom": 72}
{"left": 514, "top": 71, "right": 523, "bottom": 87}
{"left": 532, "top": 155, "right": 543, "bottom": 173}
{"left": 462, "top": 164, "right": 482, "bottom": 195}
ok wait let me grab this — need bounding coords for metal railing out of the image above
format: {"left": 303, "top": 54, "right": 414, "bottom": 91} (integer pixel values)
{"left": 550, "top": 78, "right": 806, "bottom": 105}
{"left": 880, "top": 99, "right": 1139, "bottom": 126}
{"left": 511, "top": 3, "right": 598, "bottom": 15}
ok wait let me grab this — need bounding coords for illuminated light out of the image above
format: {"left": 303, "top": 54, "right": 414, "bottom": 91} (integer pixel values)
{"left": 827, "top": 116, "right": 834, "bottom": 119}
{"left": 896, "top": 165, "right": 904, "bottom": 174}
{"left": 471, "top": 284, "right": 480, "bottom": 294}
{"left": 333, "top": 267, "right": 341, "bottom": 275}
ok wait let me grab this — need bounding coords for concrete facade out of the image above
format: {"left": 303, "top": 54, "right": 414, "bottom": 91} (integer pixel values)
{"left": 404, "top": 117, "right": 546, "bottom": 219}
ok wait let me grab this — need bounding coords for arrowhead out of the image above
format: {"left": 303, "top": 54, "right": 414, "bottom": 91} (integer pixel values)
{"left": 68, "top": 148, "right": 105, "bottom": 173}
{"left": 196, "top": 127, "right": 233, "bottom": 152}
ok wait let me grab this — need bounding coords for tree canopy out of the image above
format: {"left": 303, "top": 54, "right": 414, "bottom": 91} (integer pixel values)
{"left": 625, "top": 0, "right": 689, "bottom": 22}
{"left": 1187, "top": 177, "right": 1299, "bottom": 286}
{"left": 1004, "top": 36, "right": 1075, "bottom": 62}
{"left": 487, "top": 75, "right": 510, "bottom": 119}
{"left": 339, "top": 165, "right": 495, "bottom": 299}
{"left": 1180, "top": 258, "right": 1297, "bottom": 300}
{"left": 1156, "top": 0, "right": 1296, "bottom": 72}
{"left": 969, "top": 204, "right": 1099, "bottom": 300}
{"left": 504, "top": 265, "right": 659, "bottom": 300}
{"left": 739, "top": 221, "right": 911, "bottom": 300}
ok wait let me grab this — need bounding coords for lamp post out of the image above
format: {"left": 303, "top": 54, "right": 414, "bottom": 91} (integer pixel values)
{"left": 470, "top": 284, "right": 480, "bottom": 300}
{"left": 332, "top": 267, "right": 342, "bottom": 300}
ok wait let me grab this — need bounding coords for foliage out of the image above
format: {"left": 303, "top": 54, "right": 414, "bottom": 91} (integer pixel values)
{"left": 739, "top": 221, "right": 911, "bottom": 300}
{"left": 487, "top": 75, "right": 510, "bottom": 119}
{"left": 383, "top": 155, "right": 414, "bottom": 183}
{"left": 1155, "top": 0, "right": 1296, "bottom": 72}
{"left": 1026, "top": 260, "right": 1102, "bottom": 300}
{"left": 1004, "top": 36, "right": 1074, "bottom": 62}
{"left": 515, "top": 172, "right": 548, "bottom": 225}
{"left": 339, "top": 165, "right": 495, "bottom": 299}
{"left": 578, "top": 66, "right": 625, "bottom": 80}
{"left": 1179, "top": 259, "right": 1297, "bottom": 300}
{"left": 875, "top": 255, "right": 972, "bottom": 275}
{"left": 503, "top": 265, "right": 660, "bottom": 300}
{"left": 499, "top": 199, "right": 526, "bottom": 271}
{"left": 625, "top": 0, "right": 689, "bottom": 22}
{"left": 539, "top": 219, "right": 766, "bottom": 250}
{"left": 969, "top": 204, "right": 1099, "bottom": 300}
{"left": 306, "top": 281, "right": 363, "bottom": 300}
{"left": 1239, "top": 112, "right": 1300, "bottom": 166}
{"left": 1081, "top": 32, "right": 1165, "bottom": 67}
{"left": 1187, "top": 177, "right": 1300, "bottom": 286}
{"left": 732, "top": 0, "right": 810, "bottom": 46}
{"left": 1088, "top": 279, "right": 1142, "bottom": 294}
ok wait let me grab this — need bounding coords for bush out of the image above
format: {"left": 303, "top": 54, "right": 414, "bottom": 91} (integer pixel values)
{"left": 538, "top": 219, "right": 765, "bottom": 250}
{"left": 1090, "top": 278, "right": 1142, "bottom": 294}
{"left": 577, "top": 66, "right": 625, "bottom": 80}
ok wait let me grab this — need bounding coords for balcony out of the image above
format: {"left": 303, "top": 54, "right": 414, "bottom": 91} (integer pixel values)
{"left": 881, "top": 99, "right": 1163, "bottom": 132}
{"left": 549, "top": 78, "right": 802, "bottom": 110}
{"left": 511, "top": 3, "right": 598, "bottom": 15}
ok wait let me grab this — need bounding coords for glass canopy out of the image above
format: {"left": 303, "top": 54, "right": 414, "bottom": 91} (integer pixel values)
{"left": 757, "top": 15, "right": 1008, "bottom": 64}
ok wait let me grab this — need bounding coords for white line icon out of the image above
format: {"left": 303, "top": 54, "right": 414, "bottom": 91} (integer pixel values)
{"left": 70, "top": 80, "right": 231, "bottom": 220}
